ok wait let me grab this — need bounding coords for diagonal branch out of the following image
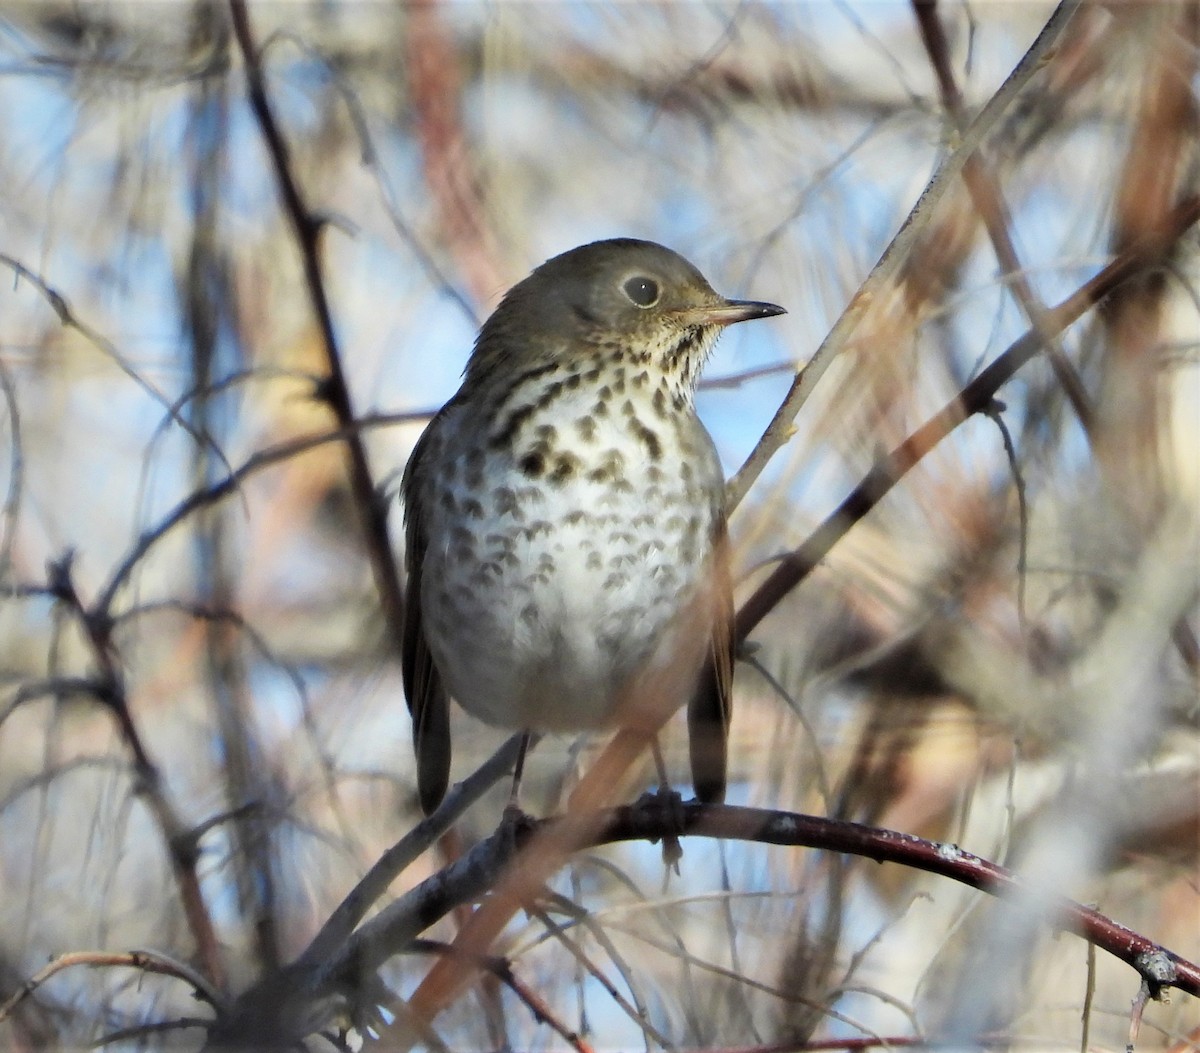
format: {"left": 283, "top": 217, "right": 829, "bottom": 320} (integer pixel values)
{"left": 733, "top": 192, "right": 1200, "bottom": 645}
{"left": 227, "top": 0, "right": 407, "bottom": 650}
{"left": 725, "top": 0, "right": 1082, "bottom": 512}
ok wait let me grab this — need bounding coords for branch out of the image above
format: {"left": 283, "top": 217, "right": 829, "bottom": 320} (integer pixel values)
{"left": 0, "top": 949, "right": 223, "bottom": 1025}
{"left": 95, "top": 412, "right": 430, "bottom": 618}
{"left": 367, "top": 799, "right": 1200, "bottom": 996}
{"left": 214, "top": 795, "right": 1195, "bottom": 1050}
{"left": 45, "top": 556, "right": 228, "bottom": 991}
{"left": 227, "top": 0, "right": 408, "bottom": 651}
{"left": 724, "top": 0, "right": 1083, "bottom": 511}
{"left": 733, "top": 192, "right": 1200, "bottom": 645}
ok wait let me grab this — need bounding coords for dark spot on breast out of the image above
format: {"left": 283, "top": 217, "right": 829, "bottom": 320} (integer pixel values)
{"left": 490, "top": 376, "right": 567, "bottom": 448}
{"left": 576, "top": 415, "right": 597, "bottom": 441}
{"left": 490, "top": 403, "right": 537, "bottom": 449}
{"left": 493, "top": 487, "right": 522, "bottom": 518}
{"left": 550, "top": 453, "right": 581, "bottom": 484}
{"left": 634, "top": 422, "right": 662, "bottom": 461}
{"left": 587, "top": 450, "right": 625, "bottom": 483}
{"left": 519, "top": 452, "right": 545, "bottom": 478}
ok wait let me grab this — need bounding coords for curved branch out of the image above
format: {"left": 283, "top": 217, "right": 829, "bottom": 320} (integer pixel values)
{"left": 320, "top": 797, "right": 1199, "bottom": 1046}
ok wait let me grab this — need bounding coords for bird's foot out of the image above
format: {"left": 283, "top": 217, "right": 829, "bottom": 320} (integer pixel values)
{"left": 633, "top": 784, "right": 686, "bottom": 872}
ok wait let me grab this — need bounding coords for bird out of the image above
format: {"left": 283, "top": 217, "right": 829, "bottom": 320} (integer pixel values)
{"left": 401, "top": 238, "right": 785, "bottom": 815}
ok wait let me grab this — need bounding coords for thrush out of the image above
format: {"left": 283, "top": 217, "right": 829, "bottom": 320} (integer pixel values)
{"left": 401, "top": 238, "right": 784, "bottom": 814}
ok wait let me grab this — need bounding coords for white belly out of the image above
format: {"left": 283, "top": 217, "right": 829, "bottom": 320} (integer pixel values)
{"left": 418, "top": 390, "right": 720, "bottom": 731}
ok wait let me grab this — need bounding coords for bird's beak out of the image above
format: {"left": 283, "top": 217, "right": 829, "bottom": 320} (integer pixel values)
{"left": 676, "top": 299, "right": 786, "bottom": 328}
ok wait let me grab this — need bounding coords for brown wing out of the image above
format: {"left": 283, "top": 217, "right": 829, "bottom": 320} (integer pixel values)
{"left": 401, "top": 426, "right": 452, "bottom": 815}
{"left": 688, "top": 514, "right": 733, "bottom": 804}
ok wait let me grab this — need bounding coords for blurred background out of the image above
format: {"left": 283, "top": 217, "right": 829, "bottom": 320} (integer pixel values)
{"left": 0, "top": 1, "right": 1196, "bottom": 1049}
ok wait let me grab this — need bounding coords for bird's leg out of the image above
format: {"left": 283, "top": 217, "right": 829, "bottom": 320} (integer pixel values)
{"left": 650, "top": 738, "right": 670, "bottom": 793}
{"left": 504, "top": 730, "right": 533, "bottom": 819}
{"left": 648, "top": 737, "right": 685, "bottom": 871}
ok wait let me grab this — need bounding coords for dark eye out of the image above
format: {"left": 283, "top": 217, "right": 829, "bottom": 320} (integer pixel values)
{"left": 622, "top": 275, "right": 660, "bottom": 308}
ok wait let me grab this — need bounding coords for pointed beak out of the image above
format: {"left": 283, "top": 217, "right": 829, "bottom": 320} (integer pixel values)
{"left": 675, "top": 298, "right": 787, "bottom": 328}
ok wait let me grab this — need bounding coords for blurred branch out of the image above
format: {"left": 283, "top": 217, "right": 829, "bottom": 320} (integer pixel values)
{"left": 915, "top": 0, "right": 1200, "bottom": 674}
{"left": 0, "top": 253, "right": 233, "bottom": 474}
{"left": 43, "top": 555, "right": 228, "bottom": 991}
{"left": 227, "top": 0, "right": 409, "bottom": 651}
{"left": 96, "top": 411, "right": 430, "bottom": 617}
{"left": 0, "top": 948, "right": 223, "bottom": 1026}
{"left": 0, "top": 353, "right": 22, "bottom": 575}
{"left": 0, "top": 676, "right": 109, "bottom": 728}
{"left": 911, "top": 0, "right": 1095, "bottom": 432}
{"left": 404, "top": 0, "right": 507, "bottom": 304}
{"left": 725, "top": 0, "right": 1082, "bottom": 512}
{"left": 295, "top": 733, "right": 527, "bottom": 971}
{"left": 734, "top": 192, "right": 1200, "bottom": 645}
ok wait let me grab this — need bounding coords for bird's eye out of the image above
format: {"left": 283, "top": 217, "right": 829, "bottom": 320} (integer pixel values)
{"left": 622, "top": 275, "right": 660, "bottom": 308}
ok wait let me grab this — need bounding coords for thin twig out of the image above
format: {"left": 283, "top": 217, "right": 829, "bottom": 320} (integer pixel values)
{"left": 48, "top": 558, "right": 228, "bottom": 991}
{"left": 912, "top": 0, "right": 1096, "bottom": 431}
{"left": 295, "top": 734, "right": 528, "bottom": 971}
{"left": 0, "top": 949, "right": 223, "bottom": 1024}
{"left": 95, "top": 413, "right": 430, "bottom": 617}
{"left": 733, "top": 193, "right": 1200, "bottom": 645}
{"left": 227, "top": 0, "right": 408, "bottom": 654}
{"left": 725, "top": 0, "right": 1082, "bottom": 511}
